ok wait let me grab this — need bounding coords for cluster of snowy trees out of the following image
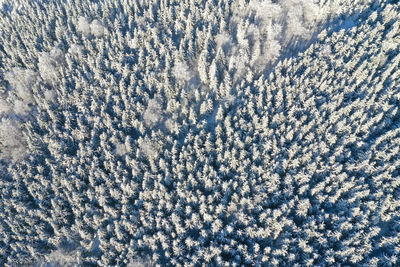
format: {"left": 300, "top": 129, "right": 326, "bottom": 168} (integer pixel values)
{"left": 0, "top": 0, "right": 399, "bottom": 266}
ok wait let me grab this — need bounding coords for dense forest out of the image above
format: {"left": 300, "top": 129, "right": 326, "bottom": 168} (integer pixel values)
{"left": 0, "top": 0, "right": 400, "bottom": 266}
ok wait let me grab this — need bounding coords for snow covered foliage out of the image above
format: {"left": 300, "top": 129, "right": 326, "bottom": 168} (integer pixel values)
{"left": 1, "top": 0, "right": 400, "bottom": 266}
{"left": 228, "top": 0, "right": 325, "bottom": 75}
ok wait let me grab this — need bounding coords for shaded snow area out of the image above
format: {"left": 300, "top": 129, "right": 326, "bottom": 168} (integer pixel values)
{"left": 1, "top": 0, "right": 400, "bottom": 266}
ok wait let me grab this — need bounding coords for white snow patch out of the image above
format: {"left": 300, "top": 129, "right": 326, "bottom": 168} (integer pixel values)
{"left": 0, "top": 118, "right": 27, "bottom": 163}
{"left": 172, "top": 61, "right": 192, "bottom": 82}
{"left": 77, "top": 16, "right": 91, "bottom": 36}
{"left": 143, "top": 99, "right": 163, "bottom": 127}
{"left": 90, "top": 19, "right": 105, "bottom": 37}
{"left": 38, "top": 47, "right": 65, "bottom": 83}
{"left": 4, "top": 68, "right": 37, "bottom": 103}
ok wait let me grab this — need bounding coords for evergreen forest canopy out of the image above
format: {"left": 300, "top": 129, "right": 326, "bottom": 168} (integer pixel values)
{"left": 0, "top": 0, "right": 400, "bottom": 266}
